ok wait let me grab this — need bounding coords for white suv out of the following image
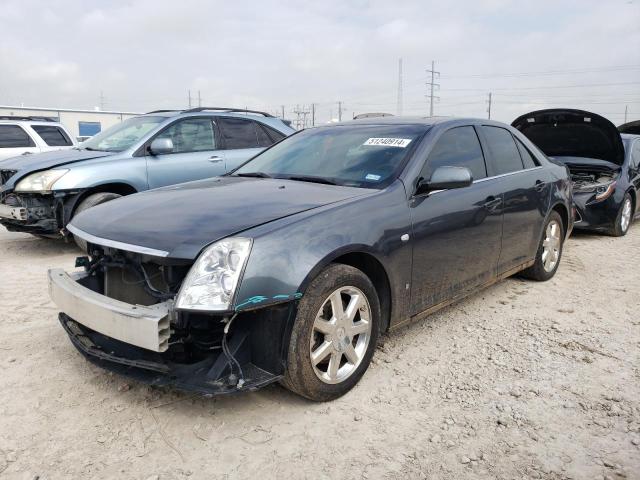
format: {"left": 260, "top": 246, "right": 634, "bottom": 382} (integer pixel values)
{"left": 0, "top": 116, "right": 76, "bottom": 161}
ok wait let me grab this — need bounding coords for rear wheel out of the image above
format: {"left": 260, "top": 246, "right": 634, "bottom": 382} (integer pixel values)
{"left": 281, "top": 264, "right": 380, "bottom": 401}
{"left": 521, "top": 211, "right": 564, "bottom": 281}
{"left": 72, "top": 192, "right": 122, "bottom": 251}
{"left": 609, "top": 193, "right": 633, "bottom": 237}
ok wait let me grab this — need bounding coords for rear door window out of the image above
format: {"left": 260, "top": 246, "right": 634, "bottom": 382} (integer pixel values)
{"left": 31, "top": 125, "right": 73, "bottom": 146}
{"left": 632, "top": 141, "right": 640, "bottom": 169}
{"left": 0, "top": 125, "right": 35, "bottom": 148}
{"left": 482, "top": 126, "right": 524, "bottom": 175}
{"left": 514, "top": 137, "right": 539, "bottom": 169}
{"left": 423, "top": 126, "right": 487, "bottom": 180}
{"left": 218, "top": 117, "right": 259, "bottom": 149}
{"left": 259, "top": 123, "right": 285, "bottom": 143}
{"left": 155, "top": 118, "right": 216, "bottom": 153}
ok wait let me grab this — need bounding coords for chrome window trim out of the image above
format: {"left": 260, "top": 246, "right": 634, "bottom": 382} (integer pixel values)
{"left": 473, "top": 166, "right": 543, "bottom": 184}
{"left": 67, "top": 224, "right": 170, "bottom": 257}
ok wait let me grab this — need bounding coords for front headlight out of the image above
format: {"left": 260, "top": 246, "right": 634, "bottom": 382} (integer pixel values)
{"left": 175, "top": 237, "right": 252, "bottom": 311}
{"left": 594, "top": 181, "right": 616, "bottom": 201}
{"left": 15, "top": 169, "right": 69, "bottom": 192}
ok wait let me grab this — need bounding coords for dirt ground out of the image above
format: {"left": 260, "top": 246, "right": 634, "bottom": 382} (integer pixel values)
{"left": 0, "top": 224, "right": 639, "bottom": 480}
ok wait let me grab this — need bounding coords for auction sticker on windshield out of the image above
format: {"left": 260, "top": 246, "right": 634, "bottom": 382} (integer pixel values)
{"left": 363, "top": 138, "right": 412, "bottom": 147}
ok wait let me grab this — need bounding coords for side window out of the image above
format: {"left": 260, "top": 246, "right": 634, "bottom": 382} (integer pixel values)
{"left": 218, "top": 117, "right": 259, "bottom": 149}
{"left": 514, "top": 137, "right": 539, "bottom": 169}
{"left": 255, "top": 123, "right": 273, "bottom": 147}
{"left": 482, "top": 126, "right": 524, "bottom": 175}
{"left": 31, "top": 125, "right": 73, "bottom": 147}
{"left": 260, "top": 124, "right": 285, "bottom": 143}
{"left": 632, "top": 141, "right": 640, "bottom": 169}
{"left": 423, "top": 126, "right": 487, "bottom": 180}
{"left": 156, "top": 118, "right": 216, "bottom": 153}
{"left": 0, "top": 125, "right": 35, "bottom": 148}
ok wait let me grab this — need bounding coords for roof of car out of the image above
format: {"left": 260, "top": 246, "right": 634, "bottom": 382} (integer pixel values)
{"left": 317, "top": 116, "right": 507, "bottom": 128}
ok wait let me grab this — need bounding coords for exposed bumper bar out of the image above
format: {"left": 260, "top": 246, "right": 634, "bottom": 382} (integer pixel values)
{"left": 0, "top": 203, "right": 27, "bottom": 221}
{"left": 48, "top": 268, "right": 171, "bottom": 352}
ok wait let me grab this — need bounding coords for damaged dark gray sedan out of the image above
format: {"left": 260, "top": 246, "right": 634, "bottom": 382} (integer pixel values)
{"left": 49, "top": 117, "right": 573, "bottom": 401}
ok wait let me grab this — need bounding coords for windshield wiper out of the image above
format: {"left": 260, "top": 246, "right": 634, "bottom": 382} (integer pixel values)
{"left": 285, "top": 175, "right": 338, "bottom": 185}
{"left": 234, "top": 172, "right": 273, "bottom": 178}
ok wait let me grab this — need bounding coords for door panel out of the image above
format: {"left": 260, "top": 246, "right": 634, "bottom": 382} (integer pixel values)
{"left": 409, "top": 181, "right": 504, "bottom": 314}
{"left": 146, "top": 118, "right": 226, "bottom": 189}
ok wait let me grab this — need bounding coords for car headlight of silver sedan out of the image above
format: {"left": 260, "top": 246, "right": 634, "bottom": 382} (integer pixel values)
{"left": 175, "top": 237, "right": 252, "bottom": 311}
{"left": 14, "top": 169, "right": 69, "bottom": 192}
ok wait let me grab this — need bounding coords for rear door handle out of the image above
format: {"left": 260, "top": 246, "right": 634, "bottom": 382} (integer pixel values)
{"left": 209, "top": 155, "right": 223, "bottom": 163}
{"left": 483, "top": 196, "right": 501, "bottom": 209}
{"left": 534, "top": 180, "right": 546, "bottom": 192}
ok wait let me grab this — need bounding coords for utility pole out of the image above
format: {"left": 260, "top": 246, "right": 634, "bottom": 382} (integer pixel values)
{"left": 99, "top": 91, "right": 105, "bottom": 110}
{"left": 198, "top": 90, "right": 202, "bottom": 107}
{"left": 281, "top": 105, "right": 285, "bottom": 119}
{"left": 188, "top": 90, "right": 192, "bottom": 108}
{"left": 338, "top": 101, "right": 343, "bottom": 122}
{"left": 425, "top": 61, "right": 440, "bottom": 116}
{"left": 311, "top": 103, "right": 316, "bottom": 126}
{"left": 292, "top": 104, "right": 310, "bottom": 129}
{"left": 624, "top": 105, "right": 628, "bottom": 123}
{"left": 397, "top": 58, "right": 403, "bottom": 116}
{"left": 487, "top": 92, "right": 492, "bottom": 119}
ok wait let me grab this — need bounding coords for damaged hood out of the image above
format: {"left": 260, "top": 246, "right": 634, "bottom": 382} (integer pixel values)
{"left": 512, "top": 109, "right": 625, "bottom": 166}
{"left": 0, "top": 148, "right": 114, "bottom": 188}
{"left": 70, "top": 176, "right": 371, "bottom": 259}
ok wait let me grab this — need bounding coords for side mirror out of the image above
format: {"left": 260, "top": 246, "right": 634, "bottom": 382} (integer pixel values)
{"left": 415, "top": 166, "right": 473, "bottom": 195}
{"left": 149, "top": 138, "right": 174, "bottom": 155}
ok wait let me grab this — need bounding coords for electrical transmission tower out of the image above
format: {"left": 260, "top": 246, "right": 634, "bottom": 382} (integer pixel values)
{"left": 397, "top": 58, "right": 403, "bottom": 116}
{"left": 425, "top": 60, "right": 440, "bottom": 116}
{"left": 292, "top": 104, "right": 310, "bottom": 129}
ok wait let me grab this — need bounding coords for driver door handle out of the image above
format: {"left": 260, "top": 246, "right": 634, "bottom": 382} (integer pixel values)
{"left": 534, "top": 180, "right": 546, "bottom": 192}
{"left": 483, "top": 196, "right": 502, "bottom": 209}
{"left": 209, "top": 155, "right": 223, "bottom": 163}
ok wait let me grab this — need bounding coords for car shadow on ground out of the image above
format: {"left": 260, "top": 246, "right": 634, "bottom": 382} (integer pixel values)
{"left": 4, "top": 233, "right": 79, "bottom": 256}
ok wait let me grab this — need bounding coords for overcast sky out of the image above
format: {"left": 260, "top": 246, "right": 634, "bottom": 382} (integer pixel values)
{"left": 1, "top": 0, "right": 638, "bottom": 125}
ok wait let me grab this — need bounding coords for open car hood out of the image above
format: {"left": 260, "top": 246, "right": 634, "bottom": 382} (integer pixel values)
{"left": 618, "top": 120, "right": 640, "bottom": 135}
{"left": 69, "top": 176, "right": 370, "bottom": 260}
{"left": 512, "top": 109, "right": 625, "bottom": 166}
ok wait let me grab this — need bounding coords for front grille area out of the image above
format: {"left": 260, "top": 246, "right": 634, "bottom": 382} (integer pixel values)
{"left": 0, "top": 169, "right": 17, "bottom": 186}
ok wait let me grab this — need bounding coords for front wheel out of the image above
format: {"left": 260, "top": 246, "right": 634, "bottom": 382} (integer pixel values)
{"left": 281, "top": 264, "right": 380, "bottom": 401}
{"left": 609, "top": 193, "right": 633, "bottom": 237}
{"left": 521, "top": 211, "right": 564, "bottom": 281}
{"left": 72, "top": 192, "right": 122, "bottom": 251}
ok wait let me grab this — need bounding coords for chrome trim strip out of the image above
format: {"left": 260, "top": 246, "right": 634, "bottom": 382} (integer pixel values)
{"left": 67, "top": 224, "right": 170, "bottom": 257}
{"left": 474, "top": 166, "right": 544, "bottom": 184}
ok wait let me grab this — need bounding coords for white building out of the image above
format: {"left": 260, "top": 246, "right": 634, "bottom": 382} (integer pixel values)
{"left": 0, "top": 105, "right": 141, "bottom": 139}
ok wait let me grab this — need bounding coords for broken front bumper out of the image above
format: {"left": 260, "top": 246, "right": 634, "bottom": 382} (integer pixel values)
{"left": 49, "top": 268, "right": 290, "bottom": 395}
{"left": 0, "top": 192, "right": 66, "bottom": 235}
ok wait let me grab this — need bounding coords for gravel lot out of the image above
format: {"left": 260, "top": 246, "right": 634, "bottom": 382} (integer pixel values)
{"left": 0, "top": 224, "right": 639, "bottom": 480}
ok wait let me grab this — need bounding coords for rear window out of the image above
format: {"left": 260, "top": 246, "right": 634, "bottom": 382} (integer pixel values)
{"left": 31, "top": 125, "right": 73, "bottom": 146}
{"left": 0, "top": 125, "right": 35, "bottom": 148}
{"left": 482, "top": 126, "right": 524, "bottom": 175}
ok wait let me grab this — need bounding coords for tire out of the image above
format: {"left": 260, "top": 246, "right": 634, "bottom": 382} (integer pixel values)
{"left": 72, "top": 192, "right": 122, "bottom": 251}
{"left": 609, "top": 193, "right": 633, "bottom": 237}
{"left": 281, "top": 264, "right": 380, "bottom": 401}
{"left": 521, "top": 211, "right": 564, "bottom": 281}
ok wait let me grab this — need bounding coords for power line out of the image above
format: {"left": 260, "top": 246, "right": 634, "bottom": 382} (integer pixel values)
{"left": 426, "top": 60, "right": 440, "bottom": 116}
{"left": 441, "top": 64, "right": 640, "bottom": 79}
{"left": 442, "top": 81, "right": 640, "bottom": 92}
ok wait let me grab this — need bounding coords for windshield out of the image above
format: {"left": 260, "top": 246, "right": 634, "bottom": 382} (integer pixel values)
{"left": 81, "top": 116, "right": 164, "bottom": 152}
{"left": 233, "top": 124, "right": 428, "bottom": 188}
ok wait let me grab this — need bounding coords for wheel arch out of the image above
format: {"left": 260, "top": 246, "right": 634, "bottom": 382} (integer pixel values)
{"left": 299, "top": 246, "right": 393, "bottom": 333}
{"left": 62, "top": 182, "right": 139, "bottom": 225}
{"left": 550, "top": 201, "right": 569, "bottom": 236}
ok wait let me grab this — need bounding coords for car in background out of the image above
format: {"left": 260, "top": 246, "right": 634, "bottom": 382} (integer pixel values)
{"left": 512, "top": 109, "right": 638, "bottom": 236}
{"left": 619, "top": 120, "right": 640, "bottom": 135}
{"left": 0, "top": 116, "right": 76, "bottom": 161}
{"left": 0, "top": 107, "right": 294, "bottom": 244}
{"left": 48, "top": 116, "right": 572, "bottom": 401}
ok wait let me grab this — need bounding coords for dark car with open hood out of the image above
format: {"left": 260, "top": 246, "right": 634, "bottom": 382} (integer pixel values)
{"left": 512, "top": 109, "right": 639, "bottom": 236}
{"left": 48, "top": 117, "right": 573, "bottom": 401}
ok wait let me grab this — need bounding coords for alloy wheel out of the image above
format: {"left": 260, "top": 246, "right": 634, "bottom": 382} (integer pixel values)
{"left": 310, "top": 286, "right": 372, "bottom": 384}
{"left": 542, "top": 219, "right": 561, "bottom": 272}
{"left": 620, "top": 198, "right": 632, "bottom": 233}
